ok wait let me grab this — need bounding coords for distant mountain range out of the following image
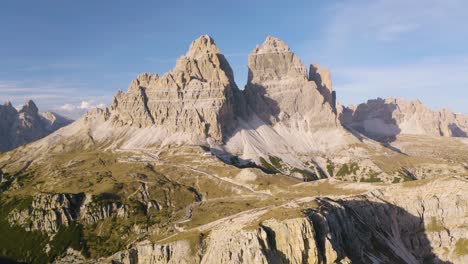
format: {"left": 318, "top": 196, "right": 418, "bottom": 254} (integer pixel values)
{"left": 0, "top": 100, "right": 72, "bottom": 152}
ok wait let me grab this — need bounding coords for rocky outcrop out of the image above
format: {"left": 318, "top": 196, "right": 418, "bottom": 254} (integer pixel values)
{"left": 341, "top": 97, "right": 468, "bottom": 141}
{"left": 244, "top": 36, "right": 338, "bottom": 130}
{"left": 112, "top": 240, "right": 194, "bottom": 264}
{"left": 8, "top": 192, "right": 127, "bottom": 232}
{"left": 0, "top": 100, "right": 73, "bottom": 152}
{"left": 80, "top": 194, "right": 127, "bottom": 225}
{"left": 8, "top": 193, "right": 85, "bottom": 232}
{"left": 109, "top": 35, "right": 241, "bottom": 143}
{"left": 309, "top": 63, "right": 336, "bottom": 114}
{"left": 111, "top": 177, "right": 468, "bottom": 264}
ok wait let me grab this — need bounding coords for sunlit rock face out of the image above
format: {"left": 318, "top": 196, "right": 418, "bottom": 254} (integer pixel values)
{"left": 110, "top": 35, "right": 241, "bottom": 144}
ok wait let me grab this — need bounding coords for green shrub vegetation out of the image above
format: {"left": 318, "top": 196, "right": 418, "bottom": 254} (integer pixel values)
{"left": 336, "top": 163, "right": 360, "bottom": 177}
{"left": 455, "top": 238, "right": 468, "bottom": 256}
{"left": 326, "top": 160, "right": 335, "bottom": 176}
{"left": 392, "top": 177, "right": 401, "bottom": 183}
{"left": 426, "top": 217, "right": 445, "bottom": 232}
{"left": 268, "top": 156, "right": 283, "bottom": 169}
{"left": 259, "top": 157, "right": 279, "bottom": 174}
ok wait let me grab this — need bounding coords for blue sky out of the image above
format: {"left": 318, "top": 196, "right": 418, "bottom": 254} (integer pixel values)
{"left": 1, "top": 0, "right": 467, "bottom": 118}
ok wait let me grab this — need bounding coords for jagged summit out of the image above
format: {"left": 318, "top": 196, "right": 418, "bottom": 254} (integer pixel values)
{"left": 0, "top": 100, "right": 72, "bottom": 151}
{"left": 244, "top": 35, "right": 336, "bottom": 128}
{"left": 185, "top": 34, "right": 220, "bottom": 59}
{"left": 127, "top": 72, "right": 159, "bottom": 93}
{"left": 4, "top": 101, "right": 15, "bottom": 108}
{"left": 19, "top": 99, "right": 39, "bottom": 114}
{"left": 106, "top": 35, "right": 240, "bottom": 144}
{"left": 248, "top": 36, "right": 307, "bottom": 82}
{"left": 253, "top": 36, "right": 291, "bottom": 55}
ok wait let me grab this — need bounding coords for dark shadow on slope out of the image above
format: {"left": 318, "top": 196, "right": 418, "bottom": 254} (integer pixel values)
{"left": 339, "top": 98, "right": 408, "bottom": 154}
{"left": 243, "top": 87, "right": 281, "bottom": 127}
{"left": 210, "top": 147, "right": 281, "bottom": 175}
{"left": 306, "top": 197, "right": 452, "bottom": 264}
{"left": 309, "top": 64, "right": 337, "bottom": 114}
{"left": 449, "top": 123, "right": 467, "bottom": 137}
{"left": 340, "top": 98, "right": 402, "bottom": 144}
{"left": 0, "top": 257, "right": 26, "bottom": 264}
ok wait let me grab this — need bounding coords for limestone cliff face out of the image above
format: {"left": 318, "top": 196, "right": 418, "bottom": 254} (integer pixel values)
{"left": 309, "top": 63, "right": 336, "bottom": 114}
{"left": 109, "top": 35, "right": 241, "bottom": 143}
{"left": 112, "top": 240, "right": 194, "bottom": 264}
{"left": 0, "top": 100, "right": 72, "bottom": 152}
{"left": 244, "top": 36, "right": 338, "bottom": 131}
{"left": 8, "top": 192, "right": 127, "bottom": 233}
{"left": 111, "top": 177, "right": 468, "bottom": 264}
{"left": 342, "top": 97, "right": 468, "bottom": 140}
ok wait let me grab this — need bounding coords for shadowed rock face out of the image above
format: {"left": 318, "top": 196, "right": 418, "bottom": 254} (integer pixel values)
{"left": 244, "top": 36, "right": 338, "bottom": 131}
{"left": 341, "top": 97, "right": 468, "bottom": 142}
{"left": 0, "top": 100, "right": 72, "bottom": 152}
{"left": 309, "top": 63, "right": 336, "bottom": 114}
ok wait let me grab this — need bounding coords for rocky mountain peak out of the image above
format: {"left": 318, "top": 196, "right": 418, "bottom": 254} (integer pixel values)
{"left": 185, "top": 34, "right": 220, "bottom": 59}
{"left": 248, "top": 36, "right": 307, "bottom": 83}
{"left": 108, "top": 35, "right": 240, "bottom": 144}
{"left": 20, "top": 100, "right": 39, "bottom": 115}
{"left": 244, "top": 37, "right": 337, "bottom": 130}
{"left": 127, "top": 72, "right": 159, "bottom": 93}
{"left": 253, "top": 36, "right": 291, "bottom": 55}
{"left": 0, "top": 100, "right": 72, "bottom": 151}
{"left": 4, "top": 101, "right": 15, "bottom": 109}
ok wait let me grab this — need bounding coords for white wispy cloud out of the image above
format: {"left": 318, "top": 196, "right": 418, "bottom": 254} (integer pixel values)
{"left": 59, "top": 100, "right": 107, "bottom": 112}
{"left": 0, "top": 79, "right": 113, "bottom": 119}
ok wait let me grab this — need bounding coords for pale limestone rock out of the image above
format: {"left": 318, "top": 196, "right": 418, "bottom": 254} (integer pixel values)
{"left": 8, "top": 192, "right": 127, "bottom": 232}
{"left": 127, "top": 72, "right": 159, "bottom": 94}
{"left": 111, "top": 240, "right": 195, "bottom": 264}
{"left": 8, "top": 193, "right": 85, "bottom": 232}
{"left": 342, "top": 97, "right": 468, "bottom": 140}
{"left": 309, "top": 63, "right": 336, "bottom": 113}
{"left": 108, "top": 35, "right": 240, "bottom": 143}
{"left": 261, "top": 218, "right": 320, "bottom": 263}
{"left": 244, "top": 36, "right": 338, "bottom": 131}
{"left": 201, "top": 228, "right": 270, "bottom": 264}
